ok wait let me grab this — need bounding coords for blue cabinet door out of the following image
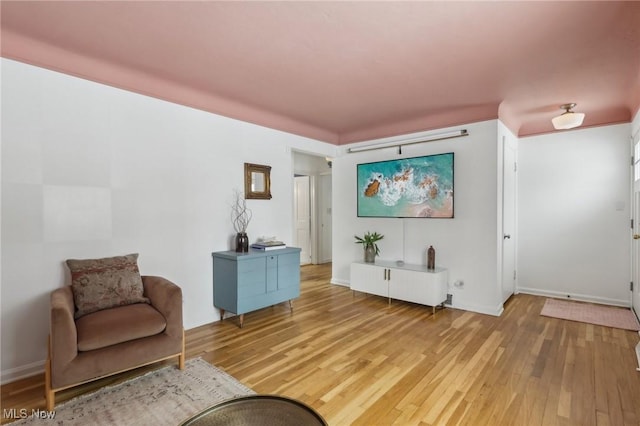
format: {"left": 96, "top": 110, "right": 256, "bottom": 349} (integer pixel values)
{"left": 276, "top": 253, "right": 300, "bottom": 290}
{"left": 237, "top": 257, "right": 267, "bottom": 298}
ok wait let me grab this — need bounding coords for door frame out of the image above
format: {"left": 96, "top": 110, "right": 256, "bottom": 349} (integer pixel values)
{"left": 294, "top": 174, "right": 312, "bottom": 265}
{"left": 317, "top": 173, "right": 333, "bottom": 264}
{"left": 501, "top": 134, "right": 517, "bottom": 303}
{"left": 631, "top": 130, "right": 640, "bottom": 316}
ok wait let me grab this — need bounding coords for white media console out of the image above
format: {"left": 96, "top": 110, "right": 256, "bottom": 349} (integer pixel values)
{"left": 350, "top": 260, "right": 448, "bottom": 314}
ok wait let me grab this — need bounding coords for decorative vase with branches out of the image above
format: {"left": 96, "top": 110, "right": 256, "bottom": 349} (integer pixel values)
{"left": 231, "top": 189, "right": 252, "bottom": 252}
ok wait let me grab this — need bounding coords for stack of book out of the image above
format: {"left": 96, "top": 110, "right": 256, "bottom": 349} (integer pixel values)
{"left": 250, "top": 241, "right": 286, "bottom": 251}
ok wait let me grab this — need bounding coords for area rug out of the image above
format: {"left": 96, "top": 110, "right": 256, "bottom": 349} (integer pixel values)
{"left": 13, "top": 358, "right": 254, "bottom": 425}
{"left": 540, "top": 298, "right": 640, "bottom": 331}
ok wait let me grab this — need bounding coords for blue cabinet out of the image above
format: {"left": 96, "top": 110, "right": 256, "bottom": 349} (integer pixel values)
{"left": 212, "top": 247, "right": 301, "bottom": 327}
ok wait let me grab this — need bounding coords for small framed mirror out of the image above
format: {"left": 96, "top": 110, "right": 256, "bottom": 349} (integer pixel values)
{"left": 244, "top": 163, "right": 272, "bottom": 199}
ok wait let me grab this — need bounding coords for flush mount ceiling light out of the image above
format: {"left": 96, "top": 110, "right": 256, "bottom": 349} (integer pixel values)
{"left": 551, "top": 103, "right": 585, "bottom": 130}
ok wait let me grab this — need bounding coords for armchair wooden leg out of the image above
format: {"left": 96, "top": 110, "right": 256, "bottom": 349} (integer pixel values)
{"left": 178, "top": 329, "right": 185, "bottom": 370}
{"left": 45, "top": 357, "right": 55, "bottom": 410}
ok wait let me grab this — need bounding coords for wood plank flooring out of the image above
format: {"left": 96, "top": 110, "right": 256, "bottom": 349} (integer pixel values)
{"left": 2, "top": 263, "right": 640, "bottom": 425}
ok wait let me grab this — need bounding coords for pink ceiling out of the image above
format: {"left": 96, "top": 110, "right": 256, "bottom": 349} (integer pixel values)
{"left": 1, "top": 1, "right": 639, "bottom": 144}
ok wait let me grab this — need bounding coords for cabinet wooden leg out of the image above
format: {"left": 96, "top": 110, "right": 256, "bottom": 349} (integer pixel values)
{"left": 288, "top": 300, "right": 293, "bottom": 312}
{"left": 220, "top": 309, "right": 225, "bottom": 321}
{"left": 239, "top": 314, "right": 244, "bottom": 328}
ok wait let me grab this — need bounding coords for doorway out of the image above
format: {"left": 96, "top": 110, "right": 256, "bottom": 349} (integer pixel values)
{"left": 292, "top": 152, "right": 332, "bottom": 265}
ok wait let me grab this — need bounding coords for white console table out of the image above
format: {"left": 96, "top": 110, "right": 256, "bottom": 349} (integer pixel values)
{"left": 350, "top": 260, "right": 448, "bottom": 314}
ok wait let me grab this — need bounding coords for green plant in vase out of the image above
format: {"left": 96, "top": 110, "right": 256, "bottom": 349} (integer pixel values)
{"left": 354, "top": 231, "right": 384, "bottom": 263}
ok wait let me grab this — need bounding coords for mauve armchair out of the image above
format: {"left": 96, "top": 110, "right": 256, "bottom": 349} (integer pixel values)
{"left": 45, "top": 275, "right": 185, "bottom": 410}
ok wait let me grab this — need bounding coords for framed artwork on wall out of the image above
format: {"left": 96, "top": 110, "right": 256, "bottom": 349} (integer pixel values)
{"left": 357, "top": 153, "right": 454, "bottom": 218}
{"left": 244, "top": 163, "right": 272, "bottom": 200}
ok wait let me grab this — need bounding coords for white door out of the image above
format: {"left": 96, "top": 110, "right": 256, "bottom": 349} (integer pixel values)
{"left": 501, "top": 136, "right": 517, "bottom": 303}
{"left": 294, "top": 175, "right": 312, "bottom": 265}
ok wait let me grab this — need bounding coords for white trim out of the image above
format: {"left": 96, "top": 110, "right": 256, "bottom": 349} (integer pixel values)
{"left": 635, "top": 331, "right": 640, "bottom": 372}
{"left": 1, "top": 359, "right": 45, "bottom": 385}
{"left": 309, "top": 175, "right": 318, "bottom": 265}
{"left": 518, "top": 287, "right": 630, "bottom": 308}
{"left": 330, "top": 278, "right": 350, "bottom": 287}
{"left": 336, "top": 281, "right": 503, "bottom": 316}
{"left": 447, "top": 301, "right": 504, "bottom": 317}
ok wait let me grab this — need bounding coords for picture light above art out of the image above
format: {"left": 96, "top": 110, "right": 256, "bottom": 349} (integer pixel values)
{"left": 347, "top": 129, "right": 467, "bottom": 154}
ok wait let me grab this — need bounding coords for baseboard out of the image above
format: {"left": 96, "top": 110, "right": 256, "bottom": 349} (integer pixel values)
{"left": 447, "top": 300, "right": 503, "bottom": 317}
{"left": 635, "top": 331, "right": 640, "bottom": 372}
{"left": 330, "top": 278, "right": 350, "bottom": 287}
{"left": 517, "top": 287, "right": 629, "bottom": 307}
{"left": 1, "top": 359, "right": 45, "bottom": 385}
{"left": 339, "top": 277, "right": 502, "bottom": 316}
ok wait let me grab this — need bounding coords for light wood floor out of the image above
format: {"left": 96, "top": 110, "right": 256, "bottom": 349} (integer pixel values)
{"left": 3, "top": 263, "right": 640, "bottom": 425}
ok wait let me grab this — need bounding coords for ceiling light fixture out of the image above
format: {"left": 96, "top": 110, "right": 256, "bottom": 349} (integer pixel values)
{"left": 347, "top": 129, "right": 468, "bottom": 153}
{"left": 325, "top": 157, "right": 333, "bottom": 168}
{"left": 551, "top": 103, "right": 585, "bottom": 130}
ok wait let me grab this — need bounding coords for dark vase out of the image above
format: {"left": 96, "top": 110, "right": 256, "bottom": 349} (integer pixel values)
{"left": 235, "top": 232, "right": 249, "bottom": 253}
{"left": 427, "top": 245, "right": 435, "bottom": 270}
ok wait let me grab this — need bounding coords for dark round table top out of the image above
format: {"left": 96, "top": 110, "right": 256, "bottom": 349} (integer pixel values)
{"left": 180, "top": 395, "right": 327, "bottom": 426}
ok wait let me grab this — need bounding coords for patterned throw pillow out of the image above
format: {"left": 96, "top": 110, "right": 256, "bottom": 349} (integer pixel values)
{"left": 66, "top": 253, "right": 149, "bottom": 319}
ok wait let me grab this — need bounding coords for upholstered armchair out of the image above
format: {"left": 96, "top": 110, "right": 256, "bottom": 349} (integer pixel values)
{"left": 45, "top": 254, "right": 185, "bottom": 410}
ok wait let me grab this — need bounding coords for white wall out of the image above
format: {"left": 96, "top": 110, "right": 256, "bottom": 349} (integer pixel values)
{"left": 331, "top": 120, "right": 503, "bottom": 316}
{"left": 293, "top": 151, "right": 331, "bottom": 176}
{"left": 3, "top": 57, "right": 635, "bottom": 383}
{"left": 517, "top": 124, "right": 631, "bottom": 305}
{"left": 0, "top": 59, "right": 335, "bottom": 382}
